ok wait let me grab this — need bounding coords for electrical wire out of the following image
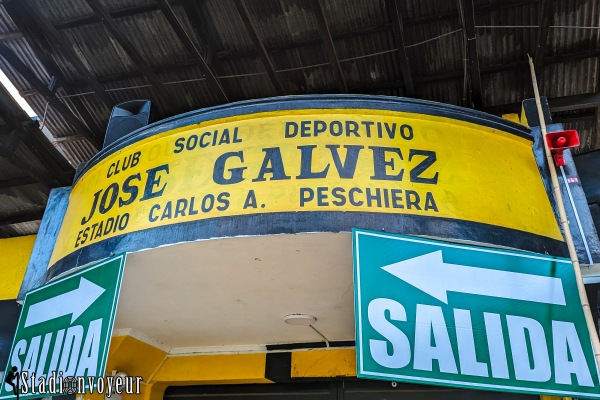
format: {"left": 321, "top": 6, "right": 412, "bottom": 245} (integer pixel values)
{"left": 476, "top": 25, "right": 600, "bottom": 29}
{"left": 404, "top": 28, "right": 463, "bottom": 48}
{"left": 41, "top": 23, "right": 598, "bottom": 101}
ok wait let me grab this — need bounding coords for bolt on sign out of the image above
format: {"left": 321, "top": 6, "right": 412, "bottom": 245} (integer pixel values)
{"left": 0, "top": 254, "right": 125, "bottom": 400}
{"left": 353, "top": 229, "right": 600, "bottom": 398}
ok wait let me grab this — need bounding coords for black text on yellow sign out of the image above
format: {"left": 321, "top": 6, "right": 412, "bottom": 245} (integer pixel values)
{"left": 50, "top": 110, "right": 561, "bottom": 265}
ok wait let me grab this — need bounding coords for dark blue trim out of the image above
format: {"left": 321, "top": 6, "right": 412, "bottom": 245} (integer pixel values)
{"left": 76, "top": 95, "right": 530, "bottom": 182}
{"left": 46, "top": 211, "right": 566, "bottom": 280}
{"left": 18, "top": 187, "right": 71, "bottom": 301}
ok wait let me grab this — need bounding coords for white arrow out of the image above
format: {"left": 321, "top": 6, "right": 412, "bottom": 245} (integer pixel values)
{"left": 381, "top": 251, "right": 566, "bottom": 305}
{"left": 24, "top": 277, "right": 106, "bottom": 328}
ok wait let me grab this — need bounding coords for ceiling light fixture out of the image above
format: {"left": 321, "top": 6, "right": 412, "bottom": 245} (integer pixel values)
{"left": 283, "top": 314, "right": 316, "bottom": 326}
{"left": 283, "top": 314, "right": 330, "bottom": 347}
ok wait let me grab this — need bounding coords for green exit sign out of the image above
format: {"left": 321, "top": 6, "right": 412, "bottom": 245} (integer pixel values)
{"left": 353, "top": 229, "right": 600, "bottom": 399}
{"left": 1, "top": 254, "right": 125, "bottom": 400}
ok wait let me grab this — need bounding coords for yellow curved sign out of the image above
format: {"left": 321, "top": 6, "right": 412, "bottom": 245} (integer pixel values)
{"left": 50, "top": 109, "right": 561, "bottom": 265}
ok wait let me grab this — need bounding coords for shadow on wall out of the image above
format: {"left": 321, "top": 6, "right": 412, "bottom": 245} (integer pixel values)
{"left": 0, "top": 300, "right": 20, "bottom": 377}
{"left": 585, "top": 283, "right": 600, "bottom": 337}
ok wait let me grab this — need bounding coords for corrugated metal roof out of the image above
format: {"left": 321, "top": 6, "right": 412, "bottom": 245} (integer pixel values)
{"left": 246, "top": 0, "right": 319, "bottom": 48}
{"left": 419, "top": 79, "right": 464, "bottom": 106}
{"left": 0, "top": 37, "right": 51, "bottom": 88}
{"left": 407, "top": 20, "right": 463, "bottom": 78}
{"left": 2, "top": 220, "right": 41, "bottom": 238}
{"left": 0, "top": 66, "right": 73, "bottom": 236}
{"left": 56, "top": 137, "right": 98, "bottom": 167}
{"left": 0, "top": 0, "right": 597, "bottom": 150}
{"left": 336, "top": 32, "right": 400, "bottom": 88}
{"left": 550, "top": 0, "right": 600, "bottom": 55}
{"left": 0, "top": 158, "right": 24, "bottom": 180}
{"left": 0, "top": 190, "right": 45, "bottom": 215}
{"left": 35, "top": 0, "right": 93, "bottom": 22}
{"left": 118, "top": 11, "right": 191, "bottom": 69}
{"left": 323, "top": 0, "right": 389, "bottom": 37}
{"left": 483, "top": 70, "right": 528, "bottom": 107}
{"left": 61, "top": 24, "right": 139, "bottom": 77}
{"left": 202, "top": 0, "right": 255, "bottom": 52}
{"left": 543, "top": 58, "right": 597, "bottom": 98}
{"left": 0, "top": 0, "right": 600, "bottom": 236}
{"left": 477, "top": 2, "right": 538, "bottom": 66}
{"left": 219, "top": 57, "right": 280, "bottom": 99}
{"left": 405, "top": 0, "right": 456, "bottom": 20}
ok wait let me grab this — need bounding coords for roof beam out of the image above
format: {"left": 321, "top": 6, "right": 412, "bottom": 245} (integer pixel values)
{"left": 0, "top": 80, "right": 74, "bottom": 184}
{"left": 232, "top": 0, "right": 285, "bottom": 95}
{"left": 0, "top": 176, "right": 37, "bottom": 190}
{"left": 534, "top": 0, "right": 554, "bottom": 77}
{"left": 82, "top": 0, "right": 180, "bottom": 116}
{"left": 55, "top": 5, "right": 393, "bottom": 60}
{"left": 0, "top": 129, "right": 59, "bottom": 188}
{"left": 219, "top": 24, "right": 393, "bottom": 59}
{"left": 553, "top": 111, "right": 596, "bottom": 124}
{"left": 0, "top": 207, "right": 45, "bottom": 226}
{"left": 54, "top": 2, "right": 171, "bottom": 30}
{"left": 155, "top": 0, "right": 228, "bottom": 103}
{"left": 13, "top": 120, "right": 74, "bottom": 185}
{"left": 548, "top": 93, "right": 600, "bottom": 112}
{"left": 484, "top": 93, "right": 600, "bottom": 115}
{"left": 0, "top": 43, "right": 102, "bottom": 147}
{"left": 59, "top": 48, "right": 600, "bottom": 96}
{"left": 0, "top": 31, "right": 23, "bottom": 42}
{"left": 48, "top": 0, "right": 538, "bottom": 36}
{"left": 180, "top": 2, "right": 216, "bottom": 66}
{"left": 407, "top": 0, "right": 539, "bottom": 27}
{"left": 386, "top": 0, "right": 415, "bottom": 97}
{"left": 18, "top": 0, "right": 115, "bottom": 110}
{"left": 458, "top": 0, "right": 483, "bottom": 109}
{"left": 365, "top": 80, "right": 405, "bottom": 94}
{"left": 311, "top": 0, "right": 347, "bottom": 93}
{"left": 0, "top": 152, "right": 62, "bottom": 189}
{"left": 51, "top": 24, "right": 393, "bottom": 76}
{"left": 3, "top": 1, "right": 105, "bottom": 143}
{"left": 416, "top": 48, "right": 600, "bottom": 84}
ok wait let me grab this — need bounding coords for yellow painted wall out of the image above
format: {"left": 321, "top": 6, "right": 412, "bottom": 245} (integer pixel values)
{"left": 106, "top": 336, "right": 167, "bottom": 382}
{"left": 0, "top": 235, "right": 35, "bottom": 300}
{"left": 87, "top": 336, "right": 568, "bottom": 400}
{"left": 154, "top": 353, "right": 271, "bottom": 385}
{"left": 502, "top": 113, "right": 521, "bottom": 124}
{"left": 541, "top": 396, "right": 571, "bottom": 400}
{"left": 292, "top": 349, "right": 356, "bottom": 378}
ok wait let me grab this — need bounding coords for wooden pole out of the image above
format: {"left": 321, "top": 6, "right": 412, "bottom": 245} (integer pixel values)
{"left": 527, "top": 55, "right": 600, "bottom": 368}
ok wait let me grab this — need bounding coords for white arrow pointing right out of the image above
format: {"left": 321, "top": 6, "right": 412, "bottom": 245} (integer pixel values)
{"left": 382, "top": 251, "right": 566, "bottom": 305}
{"left": 24, "top": 277, "right": 106, "bottom": 328}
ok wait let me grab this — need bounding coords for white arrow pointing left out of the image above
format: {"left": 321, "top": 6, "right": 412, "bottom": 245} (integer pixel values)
{"left": 381, "top": 251, "right": 566, "bottom": 305}
{"left": 24, "top": 277, "right": 106, "bottom": 328}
